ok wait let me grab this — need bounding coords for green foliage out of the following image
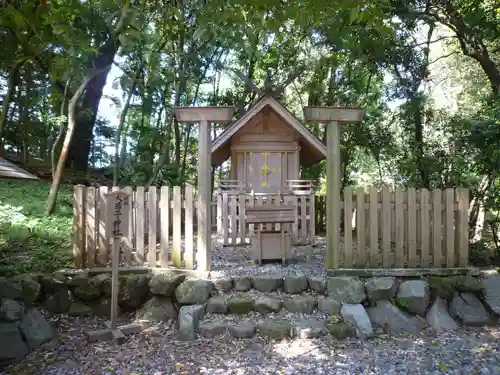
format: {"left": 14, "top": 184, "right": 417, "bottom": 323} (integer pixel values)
{"left": 0, "top": 0, "right": 499, "bottom": 266}
{"left": 0, "top": 181, "right": 73, "bottom": 277}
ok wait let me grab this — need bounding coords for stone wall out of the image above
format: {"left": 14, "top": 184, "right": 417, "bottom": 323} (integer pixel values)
{"left": 1, "top": 271, "right": 499, "bottom": 363}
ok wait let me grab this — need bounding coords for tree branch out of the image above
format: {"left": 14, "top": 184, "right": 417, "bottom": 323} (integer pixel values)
{"left": 428, "top": 51, "right": 459, "bottom": 64}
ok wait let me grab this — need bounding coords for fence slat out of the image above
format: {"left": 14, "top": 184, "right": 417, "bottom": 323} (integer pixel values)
{"left": 230, "top": 195, "right": 237, "bottom": 246}
{"left": 85, "top": 186, "right": 96, "bottom": 268}
{"left": 310, "top": 194, "right": 316, "bottom": 246}
{"left": 184, "top": 185, "right": 194, "bottom": 269}
{"left": 217, "top": 193, "right": 222, "bottom": 234}
{"left": 343, "top": 187, "right": 353, "bottom": 267}
{"left": 300, "top": 196, "right": 307, "bottom": 241}
{"left": 135, "top": 187, "right": 145, "bottom": 264}
{"left": 159, "top": 186, "right": 170, "bottom": 267}
{"left": 445, "top": 188, "right": 455, "bottom": 267}
{"left": 73, "top": 185, "right": 85, "bottom": 268}
{"left": 382, "top": 187, "right": 391, "bottom": 268}
{"left": 148, "top": 186, "right": 157, "bottom": 267}
{"left": 222, "top": 193, "right": 229, "bottom": 245}
{"left": 172, "top": 186, "right": 182, "bottom": 268}
{"left": 369, "top": 187, "right": 378, "bottom": 267}
{"left": 239, "top": 195, "right": 245, "bottom": 244}
{"left": 98, "top": 186, "right": 109, "bottom": 266}
{"left": 432, "top": 189, "right": 442, "bottom": 267}
{"left": 457, "top": 188, "right": 469, "bottom": 267}
{"left": 394, "top": 187, "right": 404, "bottom": 267}
{"left": 355, "top": 187, "right": 365, "bottom": 266}
{"left": 420, "top": 189, "right": 430, "bottom": 267}
{"left": 407, "top": 188, "right": 417, "bottom": 267}
{"left": 291, "top": 195, "right": 298, "bottom": 242}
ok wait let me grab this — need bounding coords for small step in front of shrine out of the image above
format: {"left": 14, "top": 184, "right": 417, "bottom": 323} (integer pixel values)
{"left": 170, "top": 272, "right": 500, "bottom": 342}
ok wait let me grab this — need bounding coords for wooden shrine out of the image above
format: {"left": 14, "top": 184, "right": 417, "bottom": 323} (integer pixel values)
{"left": 212, "top": 94, "right": 327, "bottom": 260}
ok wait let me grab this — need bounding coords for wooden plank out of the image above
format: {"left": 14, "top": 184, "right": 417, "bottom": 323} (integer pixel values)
{"left": 98, "top": 186, "right": 109, "bottom": 266}
{"left": 343, "top": 187, "right": 353, "bottom": 268}
{"left": 238, "top": 194, "right": 245, "bottom": 244}
{"left": 222, "top": 192, "right": 229, "bottom": 245}
{"left": 291, "top": 195, "right": 298, "bottom": 243}
{"left": 274, "top": 195, "right": 280, "bottom": 232}
{"left": 148, "top": 187, "right": 157, "bottom": 267}
{"left": 444, "top": 188, "right": 455, "bottom": 267}
{"left": 85, "top": 186, "right": 96, "bottom": 268}
{"left": 309, "top": 194, "right": 316, "bottom": 246}
{"left": 122, "top": 186, "right": 133, "bottom": 263}
{"left": 369, "top": 187, "right": 378, "bottom": 267}
{"left": 245, "top": 212, "right": 296, "bottom": 223}
{"left": 300, "top": 195, "right": 307, "bottom": 241}
{"left": 243, "top": 205, "right": 295, "bottom": 212}
{"left": 407, "top": 188, "right": 417, "bottom": 267}
{"left": 159, "top": 186, "right": 170, "bottom": 267}
{"left": 247, "top": 195, "right": 254, "bottom": 236}
{"left": 134, "top": 187, "right": 145, "bottom": 264}
{"left": 265, "top": 195, "right": 272, "bottom": 231}
{"left": 257, "top": 195, "right": 264, "bottom": 235}
{"left": 355, "top": 187, "right": 365, "bottom": 267}
{"left": 184, "top": 185, "right": 194, "bottom": 269}
{"left": 456, "top": 188, "right": 469, "bottom": 267}
{"left": 73, "top": 185, "right": 85, "bottom": 268}
{"left": 230, "top": 195, "right": 237, "bottom": 246}
{"left": 394, "top": 187, "right": 404, "bottom": 267}
{"left": 382, "top": 186, "right": 391, "bottom": 268}
{"left": 420, "top": 189, "right": 430, "bottom": 267}
{"left": 216, "top": 193, "right": 222, "bottom": 234}
{"left": 432, "top": 189, "right": 442, "bottom": 267}
{"left": 283, "top": 195, "right": 291, "bottom": 236}
{"left": 172, "top": 186, "right": 182, "bottom": 268}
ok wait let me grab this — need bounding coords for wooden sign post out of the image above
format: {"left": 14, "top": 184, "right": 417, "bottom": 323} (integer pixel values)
{"left": 85, "top": 189, "right": 143, "bottom": 344}
{"left": 303, "top": 106, "right": 364, "bottom": 269}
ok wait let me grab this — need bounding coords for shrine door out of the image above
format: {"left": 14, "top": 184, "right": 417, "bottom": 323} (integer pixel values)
{"left": 247, "top": 152, "right": 283, "bottom": 192}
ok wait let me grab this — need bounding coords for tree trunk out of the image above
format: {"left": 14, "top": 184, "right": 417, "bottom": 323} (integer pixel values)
{"left": 20, "top": 65, "right": 32, "bottom": 164}
{"left": 64, "top": 1, "right": 132, "bottom": 172}
{"left": 113, "top": 69, "right": 140, "bottom": 185}
{"left": 66, "top": 40, "right": 118, "bottom": 172}
{"left": 52, "top": 76, "right": 72, "bottom": 178}
{"left": 47, "top": 69, "right": 107, "bottom": 215}
{"left": 0, "top": 60, "right": 24, "bottom": 154}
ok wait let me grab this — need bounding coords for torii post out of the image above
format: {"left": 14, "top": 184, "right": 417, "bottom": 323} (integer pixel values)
{"left": 303, "top": 106, "right": 364, "bottom": 269}
{"left": 173, "top": 106, "right": 235, "bottom": 272}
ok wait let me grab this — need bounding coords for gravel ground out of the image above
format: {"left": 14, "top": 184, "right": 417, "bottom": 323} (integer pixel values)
{"left": 2, "top": 313, "right": 500, "bottom": 375}
{"left": 210, "top": 236, "right": 328, "bottom": 278}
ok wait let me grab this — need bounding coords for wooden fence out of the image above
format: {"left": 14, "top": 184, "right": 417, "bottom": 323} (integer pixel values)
{"left": 72, "top": 185, "right": 216, "bottom": 269}
{"left": 337, "top": 187, "right": 469, "bottom": 268}
{"left": 73, "top": 185, "right": 470, "bottom": 270}
{"left": 216, "top": 192, "right": 315, "bottom": 246}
